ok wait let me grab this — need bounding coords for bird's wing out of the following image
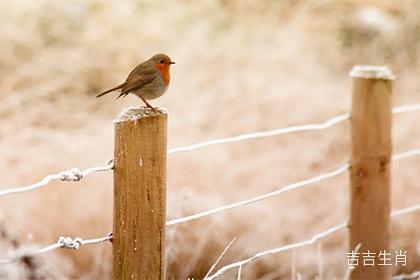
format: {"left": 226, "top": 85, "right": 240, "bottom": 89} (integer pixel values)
{"left": 118, "top": 63, "right": 156, "bottom": 98}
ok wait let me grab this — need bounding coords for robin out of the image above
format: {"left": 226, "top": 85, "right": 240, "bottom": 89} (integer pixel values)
{"left": 96, "top": 53, "right": 175, "bottom": 110}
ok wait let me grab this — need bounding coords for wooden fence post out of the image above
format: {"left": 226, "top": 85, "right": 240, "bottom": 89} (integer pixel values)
{"left": 349, "top": 66, "right": 394, "bottom": 280}
{"left": 113, "top": 108, "right": 167, "bottom": 280}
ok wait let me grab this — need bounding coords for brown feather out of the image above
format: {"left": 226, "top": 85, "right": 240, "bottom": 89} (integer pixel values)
{"left": 96, "top": 83, "right": 125, "bottom": 98}
{"left": 117, "top": 65, "right": 157, "bottom": 98}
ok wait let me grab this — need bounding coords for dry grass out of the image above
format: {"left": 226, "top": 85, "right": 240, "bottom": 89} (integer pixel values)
{"left": 0, "top": 0, "right": 419, "bottom": 279}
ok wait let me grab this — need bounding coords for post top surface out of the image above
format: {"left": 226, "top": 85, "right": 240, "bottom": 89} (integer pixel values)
{"left": 350, "top": 65, "right": 395, "bottom": 80}
{"left": 114, "top": 106, "right": 167, "bottom": 123}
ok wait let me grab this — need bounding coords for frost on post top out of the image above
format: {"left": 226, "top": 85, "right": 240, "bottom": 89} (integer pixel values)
{"left": 113, "top": 107, "right": 167, "bottom": 123}
{"left": 350, "top": 65, "right": 395, "bottom": 80}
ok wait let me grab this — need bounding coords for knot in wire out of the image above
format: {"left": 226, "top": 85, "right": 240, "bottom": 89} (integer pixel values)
{"left": 107, "top": 158, "right": 115, "bottom": 169}
{"left": 59, "top": 168, "right": 83, "bottom": 181}
{"left": 58, "top": 236, "right": 82, "bottom": 250}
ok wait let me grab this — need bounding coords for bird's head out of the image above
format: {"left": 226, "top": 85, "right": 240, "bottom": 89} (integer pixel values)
{"left": 150, "top": 53, "right": 174, "bottom": 85}
{"left": 150, "top": 53, "right": 175, "bottom": 66}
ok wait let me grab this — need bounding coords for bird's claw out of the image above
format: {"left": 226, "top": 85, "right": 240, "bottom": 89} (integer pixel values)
{"left": 149, "top": 106, "right": 162, "bottom": 113}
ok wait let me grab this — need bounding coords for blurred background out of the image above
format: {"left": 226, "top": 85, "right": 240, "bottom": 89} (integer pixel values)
{"left": 0, "top": 0, "right": 419, "bottom": 279}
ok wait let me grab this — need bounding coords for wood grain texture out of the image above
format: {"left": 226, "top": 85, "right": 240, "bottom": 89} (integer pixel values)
{"left": 113, "top": 108, "right": 167, "bottom": 280}
{"left": 349, "top": 67, "right": 393, "bottom": 280}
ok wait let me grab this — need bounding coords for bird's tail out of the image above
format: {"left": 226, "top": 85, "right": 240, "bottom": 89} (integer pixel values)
{"left": 96, "top": 83, "right": 125, "bottom": 98}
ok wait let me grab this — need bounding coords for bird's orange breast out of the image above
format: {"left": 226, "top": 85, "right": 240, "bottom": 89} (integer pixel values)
{"left": 155, "top": 63, "right": 171, "bottom": 85}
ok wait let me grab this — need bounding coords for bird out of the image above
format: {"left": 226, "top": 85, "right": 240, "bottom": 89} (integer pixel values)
{"left": 96, "top": 53, "right": 175, "bottom": 110}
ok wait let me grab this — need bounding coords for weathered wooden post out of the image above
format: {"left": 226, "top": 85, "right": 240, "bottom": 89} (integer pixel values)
{"left": 349, "top": 66, "right": 394, "bottom": 280}
{"left": 113, "top": 107, "right": 167, "bottom": 280}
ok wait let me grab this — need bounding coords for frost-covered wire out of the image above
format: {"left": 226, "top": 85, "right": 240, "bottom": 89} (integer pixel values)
{"left": 0, "top": 159, "right": 114, "bottom": 198}
{"left": 392, "top": 149, "right": 420, "bottom": 161}
{"left": 167, "top": 103, "right": 420, "bottom": 155}
{"left": 167, "top": 147, "right": 420, "bottom": 226}
{"left": 1, "top": 103, "right": 418, "bottom": 199}
{"left": 166, "top": 163, "right": 350, "bottom": 226}
{"left": 204, "top": 223, "right": 348, "bottom": 280}
{"left": 391, "top": 202, "right": 420, "bottom": 218}
{"left": 392, "top": 270, "right": 420, "bottom": 280}
{"left": 0, "top": 234, "right": 112, "bottom": 264}
{"left": 392, "top": 103, "right": 420, "bottom": 114}
{"left": 167, "top": 114, "right": 350, "bottom": 154}
{"left": 205, "top": 203, "right": 420, "bottom": 280}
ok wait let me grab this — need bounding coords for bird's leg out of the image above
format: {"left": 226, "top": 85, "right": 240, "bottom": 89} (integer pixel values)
{"left": 139, "top": 95, "right": 153, "bottom": 108}
{"left": 139, "top": 96, "right": 159, "bottom": 112}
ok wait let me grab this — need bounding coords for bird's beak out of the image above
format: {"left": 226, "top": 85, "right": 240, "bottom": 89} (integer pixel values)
{"left": 169, "top": 61, "right": 175, "bottom": 64}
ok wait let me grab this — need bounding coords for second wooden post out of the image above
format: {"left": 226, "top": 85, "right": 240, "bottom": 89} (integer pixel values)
{"left": 113, "top": 108, "right": 167, "bottom": 280}
{"left": 349, "top": 66, "right": 394, "bottom": 280}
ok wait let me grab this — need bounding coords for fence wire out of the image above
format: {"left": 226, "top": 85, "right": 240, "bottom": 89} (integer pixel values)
{"left": 392, "top": 149, "right": 420, "bottom": 161}
{"left": 392, "top": 270, "right": 420, "bottom": 280}
{"left": 0, "top": 234, "right": 112, "bottom": 264}
{"left": 167, "top": 148, "right": 420, "bottom": 226}
{"left": 0, "top": 102, "right": 419, "bottom": 271}
{"left": 205, "top": 223, "right": 348, "bottom": 280}
{"left": 1, "top": 201, "right": 417, "bottom": 268}
{"left": 166, "top": 163, "right": 350, "bottom": 226}
{"left": 205, "top": 203, "right": 420, "bottom": 280}
{"left": 392, "top": 103, "right": 420, "bottom": 114}
{"left": 391, "top": 203, "right": 420, "bottom": 218}
{"left": 168, "top": 103, "right": 420, "bottom": 155}
{"left": 0, "top": 159, "right": 114, "bottom": 198}
{"left": 1, "top": 103, "right": 419, "bottom": 199}
{"left": 168, "top": 114, "right": 350, "bottom": 155}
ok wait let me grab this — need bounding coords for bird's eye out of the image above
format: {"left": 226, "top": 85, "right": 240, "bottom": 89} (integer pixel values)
{"left": 160, "top": 60, "right": 164, "bottom": 64}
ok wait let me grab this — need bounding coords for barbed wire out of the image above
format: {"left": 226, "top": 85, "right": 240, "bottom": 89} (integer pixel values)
{"left": 0, "top": 234, "right": 112, "bottom": 264}
{"left": 205, "top": 203, "right": 420, "bottom": 280}
{"left": 167, "top": 147, "right": 420, "bottom": 226}
{"left": 0, "top": 159, "right": 114, "bottom": 198}
{"left": 166, "top": 163, "right": 350, "bottom": 226}
{"left": 168, "top": 103, "right": 420, "bottom": 155}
